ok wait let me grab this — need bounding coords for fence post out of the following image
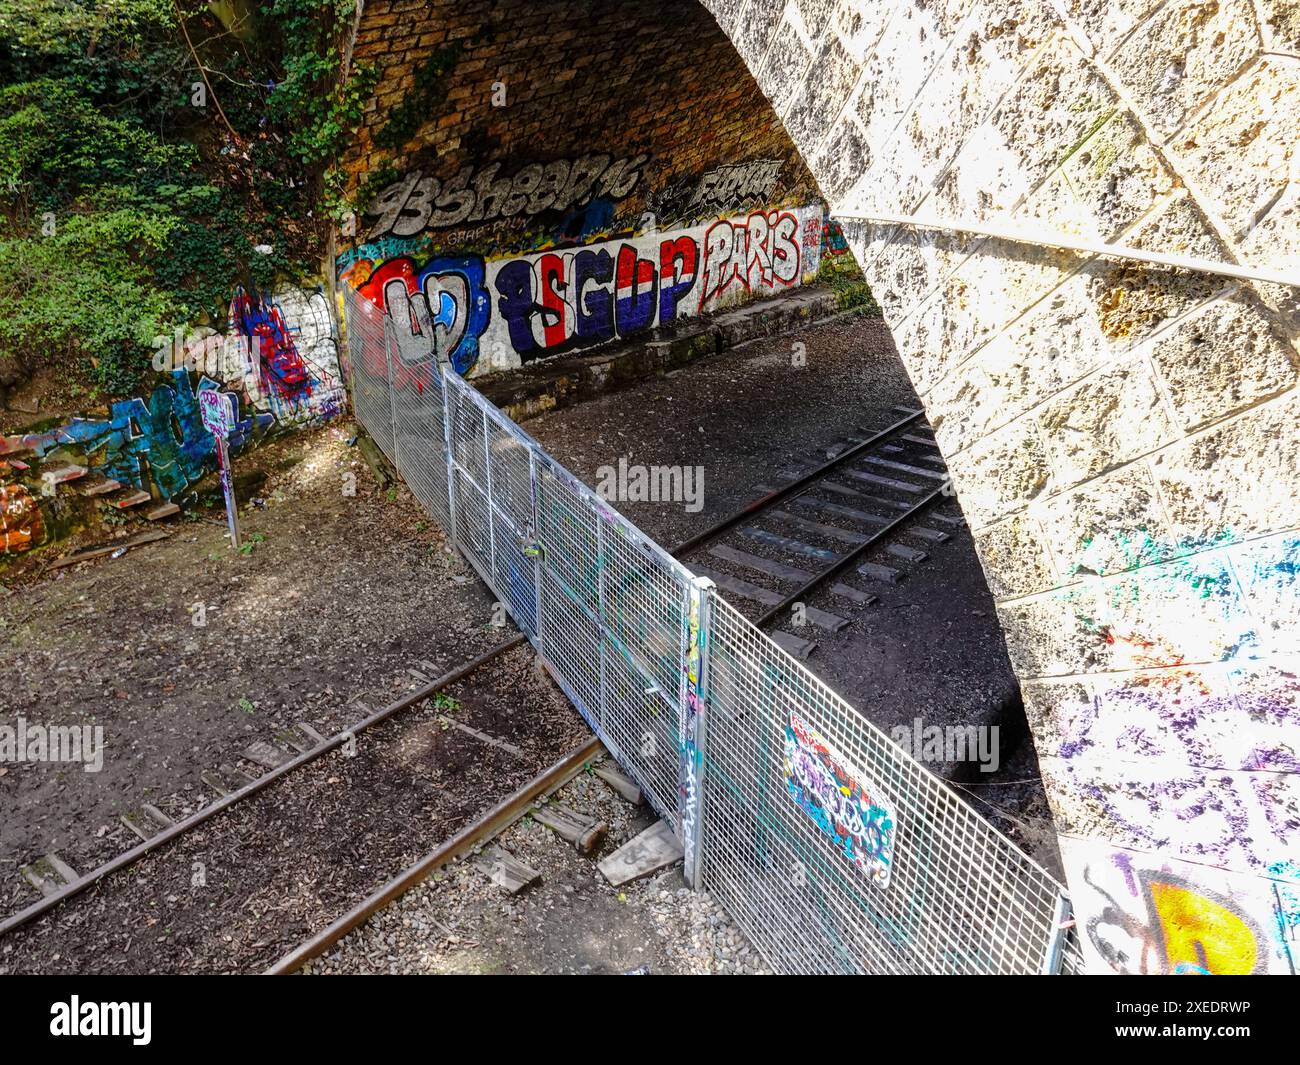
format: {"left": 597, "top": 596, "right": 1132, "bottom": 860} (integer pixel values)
{"left": 678, "top": 574, "right": 713, "bottom": 890}
{"left": 383, "top": 321, "right": 401, "bottom": 475}
{"left": 440, "top": 367, "right": 460, "bottom": 551}
{"left": 1041, "top": 892, "right": 1072, "bottom": 974}
{"left": 528, "top": 449, "right": 544, "bottom": 659}
{"left": 482, "top": 407, "right": 496, "bottom": 580}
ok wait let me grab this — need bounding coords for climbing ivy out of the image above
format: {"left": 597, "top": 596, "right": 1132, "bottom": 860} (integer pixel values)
{"left": 264, "top": 0, "right": 377, "bottom": 221}
{"left": 0, "top": 0, "right": 374, "bottom": 400}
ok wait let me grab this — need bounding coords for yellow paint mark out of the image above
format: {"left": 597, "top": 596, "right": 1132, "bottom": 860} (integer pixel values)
{"left": 1149, "top": 879, "right": 1258, "bottom": 975}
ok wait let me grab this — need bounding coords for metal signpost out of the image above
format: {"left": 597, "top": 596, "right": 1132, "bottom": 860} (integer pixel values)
{"left": 199, "top": 389, "right": 240, "bottom": 549}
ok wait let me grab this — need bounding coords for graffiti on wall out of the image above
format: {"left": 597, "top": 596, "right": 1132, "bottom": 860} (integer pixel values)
{"left": 494, "top": 236, "right": 699, "bottom": 362}
{"left": 345, "top": 205, "right": 822, "bottom": 375}
{"left": 229, "top": 286, "right": 345, "bottom": 424}
{"left": 700, "top": 210, "right": 802, "bottom": 307}
{"left": 1064, "top": 838, "right": 1298, "bottom": 975}
{"left": 0, "top": 483, "right": 43, "bottom": 554}
{"left": 650, "top": 158, "right": 784, "bottom": 227}
{"left": 346, "top": 255, "right": 491, "bottom": 377}
{"left": 784, "top": 709, "right": 895, "bottom": 886}
{"left": 57, "top": 370, "right": 274, "bottom": 502}
{"left": 822, "top": 217, "right": 849, "bottom": 255}
{"left": 364, "top": 154, "right": 649, "bottom": 240}
{"left": 0, "top": 284, "right": 337, "bottom": 519}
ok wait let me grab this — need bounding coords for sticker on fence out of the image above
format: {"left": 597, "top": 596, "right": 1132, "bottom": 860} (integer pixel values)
{"left": 784, "top": 709, "right": 895, "bottom": 887}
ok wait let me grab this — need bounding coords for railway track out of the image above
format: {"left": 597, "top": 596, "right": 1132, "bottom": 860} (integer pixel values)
{"left": 675, "top": 405, "right": 963, "bottom": 659}
{"left": 1, "top": 407, "right": 970, "bottom": 973}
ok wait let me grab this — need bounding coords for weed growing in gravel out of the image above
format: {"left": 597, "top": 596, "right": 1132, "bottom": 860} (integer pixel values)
{"left": 238, "top": 532, "right": 267, "bottom": 556}
{"left": 238, "top": 698, "right": 255, "bottom": 715}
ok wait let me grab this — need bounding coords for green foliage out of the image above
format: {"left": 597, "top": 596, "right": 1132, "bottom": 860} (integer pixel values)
{"left": 265, "top": 0, "right": 377, "bottom": 219}
{"left": 816, "top": 247, "right": 881, "bottom": 316}
{"left": 374, "top": 45, "right": 459, "bottom": 154}
{"left": 0, "top": 0, "right": 375, "bottom": 400}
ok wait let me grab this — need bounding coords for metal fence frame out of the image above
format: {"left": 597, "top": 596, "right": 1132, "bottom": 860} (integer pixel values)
{"left": 341, "top": 283, "right": 1082, "bottom": 974}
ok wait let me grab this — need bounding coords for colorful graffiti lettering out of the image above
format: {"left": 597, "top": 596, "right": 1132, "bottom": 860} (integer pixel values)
{"left": 822, "top": 218, "right": 849, "bottom": 256}
{"left": 364, "top": 154, "right": 648, "bottom": 240}
{"left": 494, "top": 236, "right": 698, "bottom": 362}
{"left": 350, "top": 254, "right": 491, "bottom": 378}
{"left": 650, "top": 157, "right": 784, "bottom": 227}
{"left": 700, "top": 210, "right": 801, "bottom": 307}
{"left": 1084, "top": 864, "right": 1276, "bottom": 975}
{"left": 230, "top": 287, "right": 310, "bottom": 402}
{"left": 342, "top": 204, "right": 824, "bottom": 375}
{"left": 784, "top": 709, "right": 895, "bottom": 886}
{"left": 0, "top": 483, "right": 43, "bottom": 553}
{"left": 1064, "top": 837, "right": 1298, "bottom": 974}
{"left": 57, "top": 371, "right": 273, "bottom": 501}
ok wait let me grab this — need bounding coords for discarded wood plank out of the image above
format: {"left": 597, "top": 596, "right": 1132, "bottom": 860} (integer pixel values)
{"left": 772, "top": 630, "right": 817, "bottom": 659}
{"left": 598, "top": 821, "right": 683, "bottom": 887}
{"left": 438, "top": 716, "right": 523, "bottom": 757}
{"left": 113, "top": 489, "right": 153, "bottom": 509}
{"left": 40, "top": 464, "right": 87, "bottom": 486}
{"left": 45, "top": 530, "right": 170, "bottom": 570}
{"left": 831, "top": 583, "right": 878, "bottom": 606}
{"left": 20, "top": 853, "right": 78, "bottom": 897}
{"left": 532, "top": 803, "right": 606, "bottom": 854}
{"left": 593, "top": 763, "right": 645, "bottom": 806}
{"left": 708, "top": 543, "right": 813, "bottom": 583}
{"left": 242, "top": 740, "right": 291, "bottom": 770}
{"left": 857, "top": 561, "right": 905, "bottom": 584}
{"left": 145, "top": 502, "right": 180, "bottom": 521}
{"left": 82, "top": 479, "right": 122, "bottom": 497}
{"left": 887, "top": 543, "right": 929, "bottom": 563}
{"left": 473, "top": 845, "right": 541, "bottom": 894}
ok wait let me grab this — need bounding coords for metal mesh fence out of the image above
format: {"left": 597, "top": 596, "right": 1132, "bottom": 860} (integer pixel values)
{"left": 700, "top": 596, "right": 1070, "bottom": 974}
{"left": 340, "top": 282, "right": 1077, "bottom": 975}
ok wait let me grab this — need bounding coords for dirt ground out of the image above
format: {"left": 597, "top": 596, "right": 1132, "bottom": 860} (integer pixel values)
{"left": 305, "top": 763, "right": 768, "bottom": 976}
{"left": 0, "top": 422, "right": 512, "bottom": 913}
{"left": 0, "top": 640, "right": 591, "bottom": 974}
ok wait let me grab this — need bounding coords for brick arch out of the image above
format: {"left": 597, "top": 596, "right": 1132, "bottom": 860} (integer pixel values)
{"left": 705, "top": 0, "right": 1300, "bottom": 972}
